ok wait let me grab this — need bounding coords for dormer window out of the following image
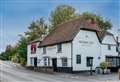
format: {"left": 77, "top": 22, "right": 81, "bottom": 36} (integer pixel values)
{"left": 31, "top": 44, "right": 36, "bottom": 54}
{"left": 57, "top": 44, "right": 62, "bottom": 53}
{"left": 108, "top": 45, "right": 111, "bottom": 50}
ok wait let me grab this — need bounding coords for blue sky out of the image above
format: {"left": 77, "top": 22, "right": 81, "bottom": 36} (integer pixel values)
{"left": 0, "top": 0, "right": 120, "bottom": 53}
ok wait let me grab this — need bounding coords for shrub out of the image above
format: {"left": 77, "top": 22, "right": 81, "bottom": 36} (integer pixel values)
{"left": 100, "top": 61, "right": 108, "bottom": 74}
{"left": 100, "top": 61, "right": 108, "bottom": 69}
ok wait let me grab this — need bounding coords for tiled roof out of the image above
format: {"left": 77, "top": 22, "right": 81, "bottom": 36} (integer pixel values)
{"left": 97, "top": 31, "right": 114, "bottom": 42}
{"left": 39, "top": 17, "right": 101, "bottom": 47}
{"left": 28, "top": 35, "right": 46, "bottom": 44}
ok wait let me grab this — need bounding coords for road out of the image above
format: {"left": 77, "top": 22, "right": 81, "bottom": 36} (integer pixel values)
{"left": 0, "top": 60, "right": 86, "bottom": 82}
{"left": 0, "top": 60, "right": 119, "bottom": 82}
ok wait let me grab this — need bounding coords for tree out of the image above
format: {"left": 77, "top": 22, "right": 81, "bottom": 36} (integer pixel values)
{"left": 0, "top": 52, "right": 7, "bottom": 60}
{"left": 5, "top": 45, "right": 14, "bottom": 60}
{"left": 25, "top": 18, "right": 47, "bottom": 41}
{"left": 17, "top": 36, "right": 28, "bottom": 66}
{"left": 81, "top": 12, "right": 112, "bottom": 31}
{"left": 0, "top": 44, "right": 18, "bottom": 61}
{"left": 49, "top": 5, "right": 77, "bottom": 27}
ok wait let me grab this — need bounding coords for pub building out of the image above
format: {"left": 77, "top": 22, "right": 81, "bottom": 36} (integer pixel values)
{"left": 27, "top": 17, "right": 120, "bottom": 73}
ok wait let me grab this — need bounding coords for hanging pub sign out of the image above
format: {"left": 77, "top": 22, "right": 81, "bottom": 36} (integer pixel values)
{"left": 31, "top": 43, "right": 37, "bottom": 54}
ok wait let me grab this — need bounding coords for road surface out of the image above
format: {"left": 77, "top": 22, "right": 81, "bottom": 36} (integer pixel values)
{"left": 0, "top": 60, "right": 88, "bottom": 82}
{"left": 0, "top": 60, "right": 119, "bottom": 82}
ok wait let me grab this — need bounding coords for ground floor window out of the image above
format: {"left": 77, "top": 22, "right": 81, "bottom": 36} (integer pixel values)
{"left": 61, "top": 57, "right": 67, "bottom": 67}
{"left": 76, "top": 55, "right": 81, "bottom": 64}
{"left": 30, "top": 57, "right": 37, "bottom": 67}
{"left": 44, "top": 57, "right": 50, "bottom": 66}
{"left": 106, "top": 56, "right": 120, "bottom": 67}
{"left": 30, "top": 57, "right": 34, "bottom": 65}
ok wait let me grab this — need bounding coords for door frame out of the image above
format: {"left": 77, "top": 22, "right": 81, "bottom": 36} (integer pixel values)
{"left": 34, "top": 57, "right": 37, "bottom": 67}
{"left": 52, "top": 58, "right": 57, "bottom": 71}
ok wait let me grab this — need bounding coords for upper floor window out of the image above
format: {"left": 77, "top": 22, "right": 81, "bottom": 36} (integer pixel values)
{"left": 76, "top": 55, "right": 81, "bottom": 64}
{"left": 108, "top": 45, "right": 111, "bottom": 50}
{"left": 31, "top": 44, "right": 36, "bottom": 54}
{"left": 57, "top": 44, "right": 62, "bottom": 53}
{"left": 43, "top": 47, "right": 46, "bottom": 54}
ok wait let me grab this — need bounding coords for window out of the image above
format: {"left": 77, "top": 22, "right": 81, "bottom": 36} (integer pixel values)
{"left": 30, "top": 57, "right": 34, "bottom": 66}
{"left": 48, "top": 57, "right": 50, "bottom": 66}
{"left": 106, "top": 57, "right": 120, "bottom": 67}
{"left": 76, "top": 55, "right": 81, "bottom": 64}
{"left": 44, "top": 57, "right": 47, "bottom": 66}
{"left": 30, "top": 57, "right": 33, "bottom": 65}
{"left": 31, "top": 44, "right": 36, "bottom": 54}
{"left": 57, "top": 44, "right": 62, "bottom": 53}
{"left": 108, "top": 45, "right": 111, "bottom": 50}
{"left": 61, "top": 58, "right": 67, "bottom": 67}
{"left": 44, "top": 57, "right": 50, "bottom": 66}
{"left": 86, "top": 57, "right": 93, "bottom": 67}
{"left": 43, "top": 47, "right": 46, "bottom": 54}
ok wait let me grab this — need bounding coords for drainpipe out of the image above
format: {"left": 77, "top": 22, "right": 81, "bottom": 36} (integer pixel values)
{"left": 116, "top": 36, "right": 120, "bottom": 56}
{"left": 71, "top": 42, "right": 73, "bottom": 73}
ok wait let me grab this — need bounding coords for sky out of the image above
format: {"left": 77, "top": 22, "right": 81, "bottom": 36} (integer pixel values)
{"left": 0, "top": 0, "right": 120, "bottom": 53}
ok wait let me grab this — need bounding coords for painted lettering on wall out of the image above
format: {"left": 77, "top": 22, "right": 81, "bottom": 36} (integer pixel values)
{"left": 79, "top": 40, "right": 94, "bottom": 46}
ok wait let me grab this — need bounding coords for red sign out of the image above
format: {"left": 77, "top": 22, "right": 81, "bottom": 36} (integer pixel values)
{"left": 31, "top": 43, "right": 36, "bottom": 54}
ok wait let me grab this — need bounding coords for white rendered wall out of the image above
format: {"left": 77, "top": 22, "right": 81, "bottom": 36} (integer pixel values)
{"left": 100, "top": 35, "right": 118, "bottom": 62}
{"left": 27, "top": 42, "right": 39, "bottom": 66}
{"left": 37, "top": 42, "right": 72, "bottom": 67}
{"left": 102, "top": 35, "right": 116, "bottom": 45}
{"left": 72, "top": 30, "right": 101, "bottom": 71}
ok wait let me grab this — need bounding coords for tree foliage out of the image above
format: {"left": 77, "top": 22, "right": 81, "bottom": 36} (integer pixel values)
{"left": 0, "top": 52, "right": 7, "bottom": 60}
{"left": 17, "top": 36, "right": 27, "bottom": 65}
{"left": 49, "top": 5, "right": 77, "bottom": 27}
{"left": 100, "top": 61, "right": 108, "bottom": 69}
{"left": 25, "top": 18, "right": 47, "bottom": 41}
{"left": 100, "top": 61, "right": 108, "bottom": 74}
{"left": 81, "top": 12, "right": 112, "bottom": 31}
{"left": 4, "top": 45, "right": 18, "bottom": 60}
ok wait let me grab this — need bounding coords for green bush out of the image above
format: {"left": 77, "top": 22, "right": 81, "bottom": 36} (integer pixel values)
{"left": 20, "top": 58, "right": 26, "bottom": 66}
{"left": 100, "top": 61, "right": 108, "bottom": 74}
{"left": 11, "top": 54, "right": 19, "bottom": 63}
{"left": 100, "top": 61, "right": 108, "bottom": 69}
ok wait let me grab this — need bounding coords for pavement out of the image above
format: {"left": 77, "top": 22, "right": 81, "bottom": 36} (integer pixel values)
{"left": 0, "top": 60, "right": 119, "bottom": 82}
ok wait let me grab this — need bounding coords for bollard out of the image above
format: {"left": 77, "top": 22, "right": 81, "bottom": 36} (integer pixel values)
{"left": 118, "top": 69, "right": 120, "bottom": 80}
